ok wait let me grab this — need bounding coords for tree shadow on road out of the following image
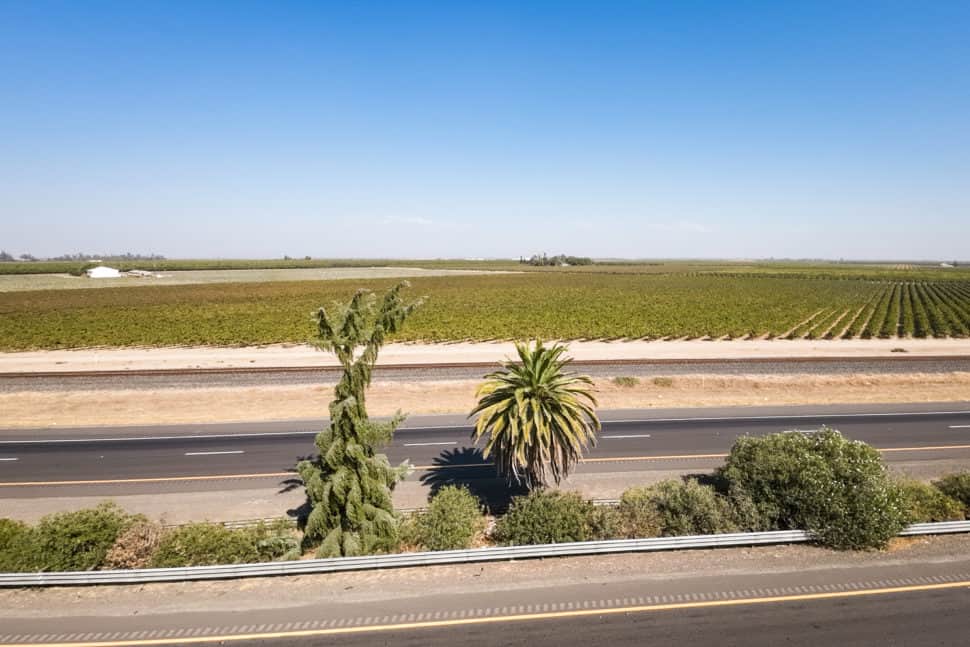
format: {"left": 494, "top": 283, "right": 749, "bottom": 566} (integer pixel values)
{"left": 278, "top": 454, "right": 314, "bottom": 529}
{"left": 418, "top": 446, "right": 527, "bottom": 514}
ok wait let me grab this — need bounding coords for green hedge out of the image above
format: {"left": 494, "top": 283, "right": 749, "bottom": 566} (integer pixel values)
{"left": 934, "top": 473, "right": 970, "bottom": 515}
{"left": 898, "top": 480, "right": 965, "bottom": 523}
{"left": 494, "top": 491, "right": 595, "bottom": 545}
{"left": 632, "top": 480, "right": 738, "bottom": 537}
{"left": 0, "top": 503, "right": 140, "bottom": 572}
{"left": 719, "top": 428, "right": 906, "bottom": 549}
{"left": 406, "top": 486, "right": 486, "bottom": 551}
{"left": 151, "top": 520, "right": 299, "bottom": 567}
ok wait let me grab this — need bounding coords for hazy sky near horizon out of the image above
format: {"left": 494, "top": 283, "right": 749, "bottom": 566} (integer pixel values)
{"left": 2, "top": 1, "right": 968, "bottom": 260}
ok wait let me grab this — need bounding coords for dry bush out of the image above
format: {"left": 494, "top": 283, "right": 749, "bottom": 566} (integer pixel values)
{"left": 103, "top": 520, "right": 164, "bottom": 570}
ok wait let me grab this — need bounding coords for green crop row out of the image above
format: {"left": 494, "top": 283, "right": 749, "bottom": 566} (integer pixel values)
{"left": 6, "top": 272, "right": 949, "bottom": 350}
{"left": 843, "top": 281, "right": 970, "bottom": 339}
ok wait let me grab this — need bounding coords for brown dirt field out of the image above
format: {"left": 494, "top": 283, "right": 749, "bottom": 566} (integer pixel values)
{"left": 3, "top": 372, "right": 970, "bottom": 428}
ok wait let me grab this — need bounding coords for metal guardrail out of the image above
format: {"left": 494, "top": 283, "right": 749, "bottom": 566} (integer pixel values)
{"left": 899, "top": 520, "right": 970, "bottom": 535}
{"left": 3, "top": 520, "right": 969, "bottom": 588}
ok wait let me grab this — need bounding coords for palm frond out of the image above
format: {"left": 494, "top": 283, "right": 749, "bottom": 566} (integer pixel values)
{"left": 470, "top": 340, "right": 599, "bottom": 488}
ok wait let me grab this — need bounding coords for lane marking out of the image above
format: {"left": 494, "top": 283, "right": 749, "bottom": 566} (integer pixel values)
{"left": 413, "top": 463, "right": 492, "bottom": 470}
{"left": 5, "top": 409, "right": 970, "bottom": 444}
{"left": 6, "top": 579, "right": 970, "bottom": 647}
{"left": 602, "top": 434, "right": 652, "bottom": 439}
{"left": 602, "top": 409, "right": 970, "bottom": 424}
{"left": 404, "top": 442, "right": 458, "bottom": 447}
{"left": 4, "top": 444, "right": 970, "bottom": 487}
{"left": 950, "top": 425, "right": 970, "bottom": 429}
{"left": 0, "top": 457, "right": 18, "bottom": 461}
{"left": 581, "top": 453, "right": 727, "bottom": 463}
{"left": 184, "top": 451, "right": 244, "bottom": 456}
{"left": 0, "top": 472, "right": 291, "bottom": 487}
{"left": 0, "top": 431, "right": 319, "bottom": 445}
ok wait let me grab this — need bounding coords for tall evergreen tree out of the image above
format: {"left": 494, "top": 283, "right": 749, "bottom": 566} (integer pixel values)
{"left": 297, "top": 282, "right": 422, "bottom": 557}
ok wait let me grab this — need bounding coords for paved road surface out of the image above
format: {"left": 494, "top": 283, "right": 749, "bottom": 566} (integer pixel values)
{"left": 265, "top": 587, "right": 970, "bottom": 647}
{"left": 2, "top": 403, "right": 970, "bottom": 503}
{"left": 3, "top": 545, "right": 969, "bottom": 646}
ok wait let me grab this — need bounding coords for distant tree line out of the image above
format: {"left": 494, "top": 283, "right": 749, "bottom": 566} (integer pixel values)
{"left": 0, "top": 251, "right": 167, "bottom": 262}
{"left": 520, "top": 253, "right": 594, "bottom": 267}
{"left": 0, "top": 251, "right": 37, "bottom": 262}
{"left": 50, "top": 252, "right": 167, "bottom": 262}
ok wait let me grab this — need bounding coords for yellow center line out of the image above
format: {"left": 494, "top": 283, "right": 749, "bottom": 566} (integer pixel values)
{"left": 6, "top": 580, "right": 970, "bottom": 647}
{"left": 3, "top": 444, "right": 970, "bottom": 487}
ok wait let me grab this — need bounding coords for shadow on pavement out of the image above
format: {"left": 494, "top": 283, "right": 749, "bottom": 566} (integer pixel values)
{"left": 418, "top": 446, "right": 527, "bottom": 514}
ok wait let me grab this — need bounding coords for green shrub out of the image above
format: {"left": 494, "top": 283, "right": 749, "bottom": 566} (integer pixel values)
{"left": 719, "top": 428, "right": 906, "bottom": 550}
{"left": 251, "top": 519, "right": 301, "bottom": 562}
{"left": 725, "top": 483, "right": 772, "bottom": 532}
{"left": 652, "top": 377, "right": 674, "bottom": 387}
{"left": 934, "top": 473, "right": 970, "bottom": 514}
{"left": 898, "top": 481, "right": 965, "bottom": 523}
{"left": 396, "top": 512, "right": 423, "bottom": 550}
{"left": 616, "top": 487, "right": 663, "bottom": 538}
{"left": 151, "top": 520, "right": 299, "bottom": 567}
{"left": 0, "top": 519, "right": 32, "bottom": 572}
{"left": 611, "top": 376, "right": 640, "bottom": 387}
{"left": 0, "top": 518, "right": 27, "bottom": 548}
{"left": 27, "top": 503, "right": 139, "bottom": 572}
{"left": 642, "top": 480, "right": 738, "bottom": 536}
{"left": 412, "top": 486, "right": 485, "bottom": 551}
{"left": 495, "top": 491, "right": 593, "bottom": 545}
{"left": 151, "top": 523, "right": 258, "bottom": 567}
{"left": 587, "top": 505, "right": 623, "bottom": 540}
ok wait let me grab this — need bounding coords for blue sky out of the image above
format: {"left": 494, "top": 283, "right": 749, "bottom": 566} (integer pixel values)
{"left": 1, "top": 1, "right": 968, "bottom": 260}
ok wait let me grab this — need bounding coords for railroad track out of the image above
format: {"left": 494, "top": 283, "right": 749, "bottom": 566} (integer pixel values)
{"left": 2, "top": 354, "right": 970, "bottom": 379}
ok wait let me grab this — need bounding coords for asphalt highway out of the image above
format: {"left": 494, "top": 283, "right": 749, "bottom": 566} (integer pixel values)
{"left": 272, "top": 587, "right": 970, "bottom": 647}
{"left": 4, "top": 545, "right": 970, "bottom": 646}
{"left": 3, "top": 404, "right": 970, "bottom": 494}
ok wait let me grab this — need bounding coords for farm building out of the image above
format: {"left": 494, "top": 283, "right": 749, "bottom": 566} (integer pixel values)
{"left": 86, "top": 265, "right": 122, "bottom": 279}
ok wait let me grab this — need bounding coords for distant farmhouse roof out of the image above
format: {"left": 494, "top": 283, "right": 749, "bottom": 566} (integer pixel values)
{"left": 86, "top": 265, "right": 121, "bottom": 279}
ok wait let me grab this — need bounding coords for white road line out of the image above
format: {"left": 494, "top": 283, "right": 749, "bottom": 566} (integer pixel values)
{"left": 403, "top": 441, "right": 458, "bottom": 447}
{"left": 184, "top": 450, "right": 245, "bottom": 456}
{"left": 949, "top": 425, "right": 970, "bottom": 429}
{"left": 603, "top": 434, "right": 652, "bottom": 439}
{"left": 603, "top": 410, "right": 970, "bottom": 424}
{"left": 0, "top": 431, "right": 318, "bottom": 445}
{"left": 0, "top": 457, "right": 18, "bottom": 461}
{"left": 4, "top": 410, "right": 970, "bottom": 444}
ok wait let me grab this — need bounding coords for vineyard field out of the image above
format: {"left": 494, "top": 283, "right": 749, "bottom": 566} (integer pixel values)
{"left": 3, "top": 271, "right": 970, "bottom": 350}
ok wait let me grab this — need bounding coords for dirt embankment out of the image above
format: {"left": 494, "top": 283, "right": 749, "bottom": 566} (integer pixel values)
{"left": 3, "top": 338, "right": 970, "bottom": 374}
{"left": 3, "top": 372, "right": 970, "bottom": 428}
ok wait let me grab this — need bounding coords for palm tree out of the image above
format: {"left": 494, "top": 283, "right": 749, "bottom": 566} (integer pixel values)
{"left": 470, "top": 340, "right": 600, "bottom": 490}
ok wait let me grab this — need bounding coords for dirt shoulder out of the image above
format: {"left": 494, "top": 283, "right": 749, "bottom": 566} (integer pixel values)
{"left": 2, "top": 372, "right": 970, "bottom": 428}
{"left": 3, "top": 338, "right": 970, "bottom": 373}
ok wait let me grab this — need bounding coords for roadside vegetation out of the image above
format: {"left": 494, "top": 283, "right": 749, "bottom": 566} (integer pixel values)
{"left": 3, "top": 287, "right": 969, "bottom": 575}
{"left": 4, "top": 464, "right": 967, "bottom": 572}
{"left": 297, "top": 283, "right": 423, "bottom": 557}
{"left": 471, "top": 340, "right": 600, "bottom": 489}
{"left": 6, "top": 269, "right": 970, "bottom": 349}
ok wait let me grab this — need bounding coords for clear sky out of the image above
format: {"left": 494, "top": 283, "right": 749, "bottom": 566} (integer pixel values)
{"left": 1, "top": 1, "right": 968, "bottom": 260}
